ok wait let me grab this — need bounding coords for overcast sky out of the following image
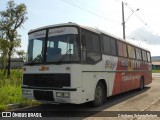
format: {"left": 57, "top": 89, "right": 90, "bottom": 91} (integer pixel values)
{"left": 1, "top": 0, "right": 160, "bottom": 56}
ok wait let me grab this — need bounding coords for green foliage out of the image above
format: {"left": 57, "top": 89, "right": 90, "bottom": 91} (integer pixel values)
{"left": 152, "top": 70, "right": 160, "bottom": 73}
{"left": 0, "top": 0, "right": 28, "bottom": 77}
{"left": 0, "top": 0, "right": 28, "bottom": 31}
{"left": 16, "top": 50, "right": 26, "bottom": 62}
{"left": 0, "top": 38, "right": 9, "bottom": 68}
{"left": 0, "top": 105, "right": 8, "bottom": 111}
{"left": 0, "top": 70, "right": 41, "bottom": 111}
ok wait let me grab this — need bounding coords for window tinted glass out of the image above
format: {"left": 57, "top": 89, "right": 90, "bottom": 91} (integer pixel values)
{"left": 147, "top": 52, "right": 151, "bottom": 62}
{"left": 136, "top": 48, "right": 142, "bottom": 60}
{"left": 127, "top": 45, "right": 135, "bottom": 59}
{"left": 103, "top": 35, "right": 117, "bottom": 56}
{"left": 110, "top": 39, "right": 117, "bottom": 55}
{"left": 142, "top": 50, "right": 147, "bottom": 61}
{"left": 118, "top": 41, "right": 127, "bottom": 57}
{"left": 123, "top": 43, "right": 127, "bottom": 57}
{"left": 118, "top": 41, "right": 123, "bottom": 56}
{"left": 86, "top": 52, "right": 101, "bottom": 63}
{"left": 92, "top": 34, "right": 100, "bottom": 52}
{"left": 82, "top": 29, "right": 101, "bottom": 64}
{"left": 86, "top": 32, "right": 92, "bottom": 51}
{"left": 103, "top": 36, "right": 110, "bottom": 54}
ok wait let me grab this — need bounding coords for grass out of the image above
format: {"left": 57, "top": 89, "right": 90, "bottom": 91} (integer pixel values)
{"left": 0, "top": 69, "right": 41, "bottom": 111}
{"left": 152, "top": 70, "right": 160, "bottom": 73}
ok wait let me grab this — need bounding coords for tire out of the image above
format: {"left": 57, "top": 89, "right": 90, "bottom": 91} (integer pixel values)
{"left": 139, "top": 77, "right": 144, "bottom": 91}
{"left": 91, "top": 82, "right": 105, "bottom": 107}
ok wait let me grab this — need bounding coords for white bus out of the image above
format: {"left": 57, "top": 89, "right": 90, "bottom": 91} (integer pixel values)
{"left": 22, "top": 22, "right": 152, "bottom": 107}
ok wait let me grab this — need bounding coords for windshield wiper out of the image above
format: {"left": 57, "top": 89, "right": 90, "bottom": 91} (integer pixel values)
{"left": 30, "top": 54, "right": 42, "bottom": 65}
{"left": 58, "top": 49, "right": 72, "bottom": 62}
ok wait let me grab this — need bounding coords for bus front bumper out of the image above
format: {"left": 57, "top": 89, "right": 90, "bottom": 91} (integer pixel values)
{"left": 22, "top": 86, "right": 85, "bottom": 104}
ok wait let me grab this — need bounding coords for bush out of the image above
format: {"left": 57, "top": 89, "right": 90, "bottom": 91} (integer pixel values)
{"left": 0, "top": 69, "right": 40, "bottom": 111}
{"left": 152, "top": 70, "right": 160, "bottom": 73}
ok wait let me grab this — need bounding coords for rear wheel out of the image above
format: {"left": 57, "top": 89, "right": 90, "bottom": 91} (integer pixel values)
{"left": 91, "top": 82, "right": 105, "bottom": 107}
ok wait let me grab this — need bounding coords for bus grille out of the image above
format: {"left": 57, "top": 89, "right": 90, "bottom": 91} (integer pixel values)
{"left": 23, "top": 74, "right": 70, "bottom": 87}
{"left": 34, "top": 90, "right": 54, "bottom": 101}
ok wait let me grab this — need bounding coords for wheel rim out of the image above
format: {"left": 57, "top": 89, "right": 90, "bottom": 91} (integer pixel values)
{"left": 95, "top": 86, "right": 103, "bottom": 102}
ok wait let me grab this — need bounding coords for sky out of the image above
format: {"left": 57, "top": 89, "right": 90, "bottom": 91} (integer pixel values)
{"left": 0, "top": 0, "right": 160, "bottom": 56}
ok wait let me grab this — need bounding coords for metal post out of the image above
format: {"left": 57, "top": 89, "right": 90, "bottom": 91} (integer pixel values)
{"left": 122, "top": 2, "right": 125, "bottom": 40}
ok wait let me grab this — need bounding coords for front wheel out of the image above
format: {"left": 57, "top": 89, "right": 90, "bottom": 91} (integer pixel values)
{"left": 91, "top": 82, "right": 105, "bottom": 107}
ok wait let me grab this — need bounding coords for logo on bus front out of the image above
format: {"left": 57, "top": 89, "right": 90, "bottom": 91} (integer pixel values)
{"left": 39, "top": 66, "right": 49, "bottom": 71}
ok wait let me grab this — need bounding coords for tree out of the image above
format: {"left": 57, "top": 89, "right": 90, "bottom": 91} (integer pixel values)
{"left": 16, "top": 50, "right": 26, "bottom": 62}
{"left": 0, "top": 31, "right": 9, "bottom": 76}
{"left": 0, "top": 0, "right": 27, "bottom": 77}
{"left": 0, "top": 38, "right": 9, "bottom": 69}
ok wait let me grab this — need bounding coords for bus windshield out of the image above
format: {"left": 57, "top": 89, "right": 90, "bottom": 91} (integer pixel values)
{"left": 46, "top": 34, "right": 79, "bottom": 63}
{"left": 26, "top": 30, "right": 46, "bottom": 64}
{"left": 26, "top": 27, "right": 80, "bottom": 64}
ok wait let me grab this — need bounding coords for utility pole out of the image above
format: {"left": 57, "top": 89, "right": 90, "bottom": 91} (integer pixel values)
{"left": 122, "top": 2, "right": 125, "bottom": 40}
{"left": 122, "top": 2, "right": 139, "bottom": 40}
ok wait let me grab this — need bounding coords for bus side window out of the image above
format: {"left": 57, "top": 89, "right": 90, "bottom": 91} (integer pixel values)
{"left": 81, "top": 29, "right": 101, "bottom": 64}
{"left": 142, "top": 50, "right": 147, "bottom": 61}
{"left": 103, "top": 35, "right": 117, "bottom": 56}
{"left": 135, "top": 48, "right": 142, "bottom": 60}
{"left": 127, "top": 45, "right": 136, "bottom": 59}
{"left": 147, "top": 52, "right": 151, "bottom": 62}
{"left": 117, "top": 41, "right": 127, "bottom": 57}
{"left": 81, "top": 33, "right": 86, "bottom": 47}
{"left": 103, "top": 35, "right": 111, "bottom": 54}
{"left": 110, "top": 39, "right": 117, "bottom": 56}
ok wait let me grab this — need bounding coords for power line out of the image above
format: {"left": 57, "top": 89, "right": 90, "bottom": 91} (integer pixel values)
{"left": 61, "top": 0, "right": 156, "bottom": 39}
{"left": 61, "top": 0, "right": 120, "bottom": 25}
{"left": 68, "top": 0, "right": 112, "bottom": 17}
{"left": 124, "top": 2, "right": 151, "bottom": 30}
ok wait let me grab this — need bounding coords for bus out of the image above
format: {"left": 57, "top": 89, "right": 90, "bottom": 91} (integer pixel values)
{"left": 22, "top": 22, "right": 152, "bottom": 107}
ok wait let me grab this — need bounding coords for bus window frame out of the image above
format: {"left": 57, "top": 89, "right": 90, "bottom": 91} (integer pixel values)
{"left": 127, "top": 44, "right": 136, "bottom": 60}
{"left": 117, "top": 41, "right": 128, "bottom": 58}
{"left": 142, "top": 50, "right": 148, "bottom": 62}
{"left": 81, "top": 28, "right": 102, "bottom": 64}
{"left": 135, "top": 47, "right": 142, "bottom": 61}
{"left": 101, "top": 34, "right": 118, "bottom": 57}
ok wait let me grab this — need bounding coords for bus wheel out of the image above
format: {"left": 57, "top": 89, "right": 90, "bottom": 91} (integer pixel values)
{"left": 91, "top": 82, "right": 105, "bottom": 107}
{"left": 139, "top": 77, "right": 144, "bottom": 91}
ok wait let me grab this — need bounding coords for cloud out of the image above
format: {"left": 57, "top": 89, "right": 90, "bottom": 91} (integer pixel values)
{"left": 128, "top": 27, "right": 160, "bottom": 45}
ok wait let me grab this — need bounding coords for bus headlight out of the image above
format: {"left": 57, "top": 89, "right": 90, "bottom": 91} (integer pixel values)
{"left": 64, "top": 92, "right": 70, "bottom": 98}
{"left": 56, "top": 92, "right": 70, "bottom": 98}
{"left": 56, "top": 92, "right": 64, "bottom": 97}
{"left": 22, "top": 90, "right": 32, "bottom": 95}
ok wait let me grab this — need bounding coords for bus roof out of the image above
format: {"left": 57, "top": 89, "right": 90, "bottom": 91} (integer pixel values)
{"left": 28, "top": 22, "right": 149, "bottom": 52}
{"left": 29, "top": 22, "right": 79, "bottom": 33}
